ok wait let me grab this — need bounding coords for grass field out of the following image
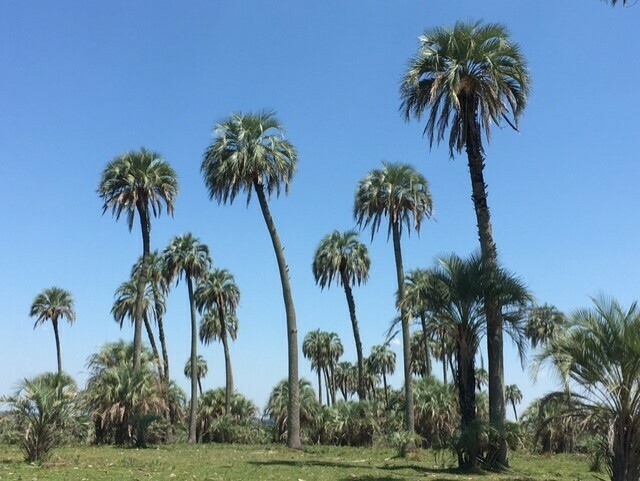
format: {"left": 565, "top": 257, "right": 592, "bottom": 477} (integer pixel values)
{"left": 0, "top": 444, "right": 601, "bottom": 481}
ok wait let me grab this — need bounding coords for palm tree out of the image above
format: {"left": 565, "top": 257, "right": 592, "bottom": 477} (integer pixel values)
{"left": 504, "top": 384, "right": 523, "bottom": 421}
{"left": 368, "top": 344, "right": 396, "bottom": 407}
{"left": 536, "top": 296, "right": 640, "bottom": 480}
{"left": 526, "top": 304, "right": 565, "bottom": 349}
{"left": 419, "top": 253, "right": 531, "bottom": 467}
{"left": 265, "top": 378, "right": 320, "bottom": 442}
{"left": 201, "top": 111, "right": 301, "bottom": 449}
{"left": 196, "top": 268, "right": 240, "bottom": 416}
{"left": 334, "top": 361, "right": 357, "bottom": 401}
{"left": 312, "top": 230, "right": 370, "bottom": 400}
{"left": 403, "top": 269, "right": 435, "bottom": 377}
{"left": 163, "top": 233, "right": 212, "bottom": 444}
{"left": 302, "top": 329, "right": 327, "bottom": 405}
{"left": 401, "top": 21, "right": 530, "bottom": 465}
{"left": 184, "top": 355, "right": 208, "bottom": 397}
{"left": 111, "top": 278, "right": 163, "bottom": 379}
{"left": 324, "top": 332, "right": 344, "bottom": 405}
{"left": 29, "top": 287, "right": 76, "bottom": 375}
{"left": 98, "top": 148, "right": 178, "bottom": 369}
{"left": 354, "top": 162, "right": 433, "bottom": 445}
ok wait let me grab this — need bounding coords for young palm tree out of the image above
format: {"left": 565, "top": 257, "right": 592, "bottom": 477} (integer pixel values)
{"left": 98, "top": 148, "right": 178, "bottom": 369}
{"left": 29, "top": 287, "right": 76, "bottom": 375}
{"left": 184, "top": 355, "right": 208, "bottom": 397}
{"left": 354, "top": 162, "right": 433, "bottom": 445}
{"left": 201, "top": 111, "right": 302, "bottom": 449}
{"left": 368, "top": 344, "right": 396, "bottom": 408}
{"left": 536, "top": 296, "right": 640, "bottom": 480}
{"left": 163, "top": 233, "right": 212, "bottom": 444}
{"left": 312, "top": 230, "right": 370, "bottom": 400}
{"left": 195, "top": 268, "right": 240, "bottom": 416}
{"left": 504, "top": 384, "right": 523, "bottom": 421}
{"left": 265, "top": 378, "right": 320, "bottom": 442}
{"left": 324, "top": 332, "right": 344, "bottom": 405}
{"left": 401, "top": 21, "right": 530, "bottom": 465}
{"left": 420, "top": 253, "right": 531, "bottom": 467}
{"left": 302, "top": 329, "right": 327, "bottom": 405}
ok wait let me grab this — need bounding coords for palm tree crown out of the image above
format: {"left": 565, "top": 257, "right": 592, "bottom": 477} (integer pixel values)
{"left": 163, "top": 234, "right": 212, "bottom": 286}
{"left": 354, "top": 162, "right": 432, "bottom": 239}
{"left": 195, "top": 269, "right": 241, "bottom": 318}
{"left": 201, "top": 111, "right": 297, "bottom": 204}
{"left": 400, "top": 21, "right": 530, "bottom": 157}
{"left": 98, "top": 148, "right": 178, "bottom": 231}
{"left": 312, "top": 230, "right": 370, "bottom": 289}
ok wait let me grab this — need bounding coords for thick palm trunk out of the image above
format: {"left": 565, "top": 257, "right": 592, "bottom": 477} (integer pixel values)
{"left": 133, "top": 203, "right": 151, "bottom": 370}
{"left": 254, "top": 180, "right": 301, "bottom": 449}
{"left": 143, "top": 313, "right": 163, "bottom": 380}
{"left": 187, "top": 276, "right": 198, "bottom": 444}
{"left": 463, "top": 96, "right": 506, "bottom": 466}
{"left": 419, "top": 314, "right": 432, "bottom": 377}
{"left": 52, "top": 319, "right": 62, "bottom": 375}
{"left": 341, "top": 271, "right": 367, "bottom": 400}
{"left": 457, "top": 331, "right": 477, "bottom": 468}
{"left": 391, "top": 222, "right": 415, "bottom": 448}
{"left": 219, "top": 314, "right": 234, "bottom": 416}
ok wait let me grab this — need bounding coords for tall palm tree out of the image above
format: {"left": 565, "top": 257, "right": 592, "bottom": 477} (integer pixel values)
{"left": 504, "top": 384, "right": 523, "bottom": 421}
{"left": 419, "top": 253, "right": 531, "bottom": 467}
{"left": 163, "top": 233, "right": 212, "bottom": 444}
{"left": 29, "top": 287, "right": 76, "bottom": 375}
{"left": 536, "top": 296, "right": 640, "bottom": 480}
{"left": 401, "top": 21, "right": 530, "bottom": 465}
{"left": 354, "top": 162, "right": 433, "bottom": 445}
{"left": 184, "top": 355, "right": 208, "bottom": 396}
{"left": 195, "top": 268, "right": 240, "bottom": 416}
{"left": 98, "top": 148, "right": 178, "bottom": 369}
{"left": 201, "top": 111, "right": 301, "bottom": 449}
{"left": 302, "top": 329, "right": 327, "bottom": 405}
{"left": 111, "top": 278, "right": 163, "bottom": 379}
{"left": 312, "top": 230, "right": 370, "bottom": 400}
{"left": 368, "top": 344, "right": 396, "bottom": 408}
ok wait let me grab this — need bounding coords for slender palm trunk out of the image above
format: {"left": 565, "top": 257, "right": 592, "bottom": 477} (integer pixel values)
{"left": 329, "top": 363, "right": 337, "bottom": 405}
{"left": 254, "top": 180, "right": 301, "bottom": 449}
{"left": 341, "top": 271, "right": 366, "bottom": 400}
{"left": 317, "top": 368, "right": 323, "bottom": 405}
{"left": 512, "top": 401, "right": 518, "bottom": 422}
{"left": 419, "top": 314, "right": 432, "bottom": 377}
{"left": 382, "top": 372, "right": 389, "bottom": 408}
{"left": 154, "top": 298, "right": 173, "bottom": 443}
{"left": 463, "top": 96, "right": 506, "bottom": 466}
{"left": 143, "top": 313, "right": 163, "bottom": 380}
{"left": 133, "top": 202, "right": 151, "bottom": 370}
{"left": 391, "top": 222, "right": 415, "bottom": 448}
{"left": 187, "top": 276, "right": 198, "bottom": 444}
{"left": 198, "top": 377, "right": 203, "bottom": 397}
{"left": 219, "top": 312, "right": 234, "bottom": 416}
{"left": 323, "top": 368, "right": 331, "bottom": 406}
{"left": 52, "top": 318, "right": 62, "bottom": 375}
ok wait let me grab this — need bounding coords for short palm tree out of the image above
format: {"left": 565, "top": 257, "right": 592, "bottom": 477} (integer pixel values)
{"left": 334, "top": 361, "right": 357, "bottom": 401}
{"left": 401, "top": 22, "right": 530, "bottom": 464}
{"left": 302, "top": 329, "right": 328, "bottom": 405}
{"left": 354, "top": 162, "right": 433, "bottom": 444}
{"left": 419, "top": 253, "right": 531, "bottom": 467}
{"left": 324, "top": 332, "right": 344, "bottom": 405}
{"left": 184, "top": 355, "right": 208, "bottom": 397}
{"left": 368, "top": 344, "right": 396, "bottom": 407}
{"left": 312, "top": 230, "right": 370, "bottom": 400}
{"left": 163, "top": 233, "right": 212, "bottom": 444}
{"left": 536, "top": 296, "right": 640, "bottom": 480}
{"left": 195, "top": 268, "right": 240, "bottom": 416}
{"left": 111, "top": 278, "right": 163, "bottom": 379}
{"left": 98, "top": 148, "right": 178, "bottom": 369}
{"left": 201, "top": 111, "right": 302, "bottom": 449}
{"left": 504, "top": 384, "right": 523, "bottom": 421}
{"left": 29, "top": 287, "right": 76, "bottom": 375}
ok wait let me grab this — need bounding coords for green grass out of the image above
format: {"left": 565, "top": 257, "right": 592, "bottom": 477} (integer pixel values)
{"left": 0, "top": 444, "right": 600, "bottom": 481}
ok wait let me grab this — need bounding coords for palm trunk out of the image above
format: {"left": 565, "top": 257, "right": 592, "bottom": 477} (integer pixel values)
{"left": 187, "top": 276, "right": 198, "bottom": 444}
{"left": 419, "top": 314, "right": 432, "bottom": 377}
{"left": 219, "top": 311, "right": 234, "bottom": 416}
{"left": 391, "top": 222, "right": 415, "bottom": 449}
{"left": 317, "top": 369, "right": 323, "bottom": 405}
{"left": 512, "top": 401, "right": 518, "bottom": 422}
{"left": 457, "top": 329, "right": 477, "bottom": 468}
{"left": 198, "top": 378, "right": 203, "bottom": 397}
{"left": 340, "top": 271, "right": 366, "bottom": 400}
{"left": 329, "top": 363, "right": 337, "bottom": 405}
{"left": 254, "top": 180, "right": 301, "bottom": 449}
{"left": 324, "top": 367, "right": 331, "bottom": 406}
{"left": 463, "top": 95, "right": 506, "bottom": 466}
{"left": 154, "top": 296, "right": 173, "bottom": 443}
{"left": 143, "top": 313, "right": 163, "bottom": 380}
{"left": 133, "top": 202, "right": 151, "bottom": 370}
{"left": 383, "top": 372, "right": 389, "bottom": 408}
{"left": 52, "top": 318, "right": 62, "bottom": 375}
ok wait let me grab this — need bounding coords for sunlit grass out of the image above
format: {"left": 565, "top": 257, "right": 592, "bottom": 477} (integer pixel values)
{"left": 0, "top": 444, "right": 599, "bottom": 481}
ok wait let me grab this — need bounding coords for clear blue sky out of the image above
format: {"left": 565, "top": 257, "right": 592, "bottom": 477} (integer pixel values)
{"left": 1, "top": 1, "right": 638, "bottom": 416}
